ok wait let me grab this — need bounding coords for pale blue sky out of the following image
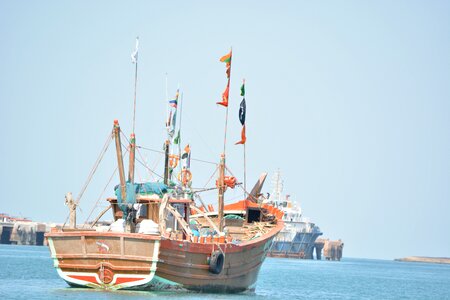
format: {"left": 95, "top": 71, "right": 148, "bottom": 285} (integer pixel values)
{"left": 1, "top": 1, "right": 449, "bottom": 259}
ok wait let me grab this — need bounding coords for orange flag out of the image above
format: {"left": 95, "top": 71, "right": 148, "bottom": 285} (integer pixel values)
{"left": 220, "top": 51, "right": 232, "bottom": 67}
{"left": 235, "top": 125, "right": 246, "bottom": 145}
{"left": 217, "top": 84, "right": 229, "bottom": 107}
{"left": 217, "top": 49, "right": 232, "bottom": 106}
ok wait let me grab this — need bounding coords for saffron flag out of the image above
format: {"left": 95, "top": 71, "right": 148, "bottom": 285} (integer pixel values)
{"left": 217, "top": 84, "right": 229, "bottom": 107}
{"left": 220, "top": 51, "right": 232, "bottom": 67}
{"left": 131, "top": 37, "right": 139, "bottom": 64}
{"left": 169, "top": 89, "right": 179, "bottom": 108}
{"left": 238, "top": 98, "right": 246, "bottom": 126}
{"left": 235, "top": 125, "right": 246, "bottom": 145}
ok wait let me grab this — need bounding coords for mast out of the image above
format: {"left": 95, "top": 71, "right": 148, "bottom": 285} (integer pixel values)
{"left": 128, "top": 133, "right": 136, "bottom": 184}
{"left": 222, "top": 48, "right": 232, "bottom": 155}
{"left": 131, "top": 37, "right": 139, "bottom": 134}
{"left": 113, "top": 120, "right": 127, "bottom": 204}
{"left": 177, "top": 92, "right": 183, "bottom": 174}
{"left": 163, "top": 140, "right": 170, "bottom": 185}
{"left": 218, "top": 153, "right": 225, "bottom": 232}
{"left": 217, "top": 48, "right": 233, "bottom": 232}
{"left": 129, "top": 37, "right": 139, "bottom": 185}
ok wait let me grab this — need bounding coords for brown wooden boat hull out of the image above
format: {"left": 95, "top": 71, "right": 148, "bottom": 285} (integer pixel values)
{"left": 154, "top": 236, "right": 274, "bottom": 292}
{"left": 47, "top": 231, "right": 161, "bottom": 289}
{"left": 46, "top": 220, "right": 283, "bottom": 292}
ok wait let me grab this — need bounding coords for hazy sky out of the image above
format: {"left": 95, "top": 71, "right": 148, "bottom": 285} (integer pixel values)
{"left": 1, "top": 1, "right": 449, "bottom": 259}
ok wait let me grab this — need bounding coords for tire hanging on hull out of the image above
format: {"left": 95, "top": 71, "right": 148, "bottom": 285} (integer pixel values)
{"left": 209, "top": 250, "right": 224, "bottom": 274}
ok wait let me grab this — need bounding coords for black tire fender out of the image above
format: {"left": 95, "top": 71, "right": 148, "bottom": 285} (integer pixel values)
{"left": 209, "top": 250, "right": 224, "bottom": 274}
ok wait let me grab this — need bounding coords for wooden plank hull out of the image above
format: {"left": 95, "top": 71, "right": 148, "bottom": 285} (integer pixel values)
{"left": 46, "top": 220, "right": 283, "bottom": 292}
{"left": 154, "top": 236, "right": 274, "bottom": 292}
{"left": 47, "top": 231, "right": 161, "bottom": 290}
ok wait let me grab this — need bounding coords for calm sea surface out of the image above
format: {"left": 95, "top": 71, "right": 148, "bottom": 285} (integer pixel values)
{"left": 1, "top": 245, "right": 449, "bottom": 299}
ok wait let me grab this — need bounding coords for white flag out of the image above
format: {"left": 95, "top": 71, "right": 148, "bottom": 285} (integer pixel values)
{"left": 131, "top": 37, "right": 139, "bottom": 64}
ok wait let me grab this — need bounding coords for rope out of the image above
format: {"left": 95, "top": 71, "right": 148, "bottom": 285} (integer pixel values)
{"left": 62, "top": 130, "right": 113, "bottom": 228}
{"left": 137, "top": 146, "right": 217, "bottom": 165}
{"left": 120, "top": 132, "right": 164, "bottom": 180}
{"left": 76, "top": 131, "right": 113, "bottom": 204}
{"left": 136, "top": 145, "right": 164, "bottom": 180}
{"left": 82, "top": 165, "right": 119, "bottom": 226}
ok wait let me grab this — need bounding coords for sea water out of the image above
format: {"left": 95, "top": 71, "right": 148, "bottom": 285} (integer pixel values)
{"left": 0, "top": 245, "right": 449, "bottom": 300}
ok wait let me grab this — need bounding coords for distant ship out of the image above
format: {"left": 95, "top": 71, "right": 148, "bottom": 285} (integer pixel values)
{"left": 266, "top": 171, "right": 323, "bottom": 259}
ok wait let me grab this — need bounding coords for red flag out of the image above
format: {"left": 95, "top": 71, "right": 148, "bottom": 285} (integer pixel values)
{"left": 217, "top": 84, "right": 229, "bottom": 107}
{"left": 235, "top": 125, "right": 246, "bottom": 145}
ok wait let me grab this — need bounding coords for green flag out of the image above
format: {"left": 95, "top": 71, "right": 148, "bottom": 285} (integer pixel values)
{"left": 174, "top": 130, "right": 180, "bottom": 145}
{"left": 240, "top": 80, "right": 245, "bottom": 96}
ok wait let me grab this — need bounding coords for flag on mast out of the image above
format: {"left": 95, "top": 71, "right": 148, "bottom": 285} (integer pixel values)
{"left": 235, "top": 80, "right": 247, "bottom": 145}
{"left": 169, "top": 110, "right": 177, "bottom": 137}
{"left": 235, "top": 125, "right": 246, "bottom": 145}
{"left": 166, "top": 110, "right": 172, "bottom": 128}
{"left": 238, "top": 98, "right": 246, "bottom": 126}
{"left": 240, "top": 80, "right": 245, "bottom": 97}
{"left": 131, "top": 37, "right": 139, "bottom": 64}
{"left": 169, "top": 89, "right": 179, "bottom": 108}
{"left": 220, "top": 51, "right": 232, "bottom": 67}
{"left": 217, "top": 49, "right": 232, "bottom": 107}
{"left": 174, "top": 130, "right": 180, "bottom": 145}
{"left": 181, "top": 144, "right": 191, "bottom": 168}
{"left": 217, "top": 85, "right": 229, "bottom": 107}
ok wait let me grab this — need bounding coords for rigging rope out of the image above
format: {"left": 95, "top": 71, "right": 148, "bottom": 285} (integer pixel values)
{"left": 62, "top": 130, "right": 114, "bottom": 228}
{"left": 120, "top": 132, "right": 164, "bottom": 180}
{"left": 75, "top": 131, "right": 113, "bottom": 204}
{"left": 137, "top": 146, "right": 217, "bottom": 166}
{"left": 225, "top": 165, "right": 251, "bottom": 199}
{"left": 82, "top": 165, "right": 119, "bottom": 227}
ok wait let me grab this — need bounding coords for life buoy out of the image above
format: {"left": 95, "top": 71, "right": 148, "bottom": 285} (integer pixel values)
{"left": 169, "top": 154, "right": 179, "bottom": 168}
{"left": 177, "top": 169, "right": 192, "bottom": 185}
{"left": 209, "top": 250, "right": 224, "bottom": 274}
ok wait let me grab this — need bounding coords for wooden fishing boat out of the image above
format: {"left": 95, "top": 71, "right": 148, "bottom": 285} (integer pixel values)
{"left": 46, "top": 43, "right": 284, "bottom": 293}
{"left": 47, "top": 197, "right": 283, "bottom": 292}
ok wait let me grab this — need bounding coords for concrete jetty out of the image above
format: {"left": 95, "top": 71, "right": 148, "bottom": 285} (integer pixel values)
{"left": 0, "top": 214, "right": 50, "bottom": 246}
{"left": 314, "top": 238, "right": 344, "bottom": 261}
{"left": 9, "top": 222, "right": 49, "bottom": 246}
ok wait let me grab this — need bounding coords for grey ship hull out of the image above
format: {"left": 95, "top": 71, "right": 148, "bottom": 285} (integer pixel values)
{"left": 268, "top": 231, "right": 322, "bottom": 259}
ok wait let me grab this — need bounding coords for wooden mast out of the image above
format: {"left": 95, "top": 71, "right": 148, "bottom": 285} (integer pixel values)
{"left": 128, "top": 133, "right": 136, "bottom": 184}
{"left": 163, "top": 140, "right": 170, "bottom": 185}
{"left": 217, "top": 48, "right": 232, "bottom": 232}
{"left": 129, "top": 37, "right": 138, "bottom": 186}
{"left": 113, "top": 120, "right": 127, "bottom": 203}
{"left": 218, "top": 153, "right": 225, "bottom": 232}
